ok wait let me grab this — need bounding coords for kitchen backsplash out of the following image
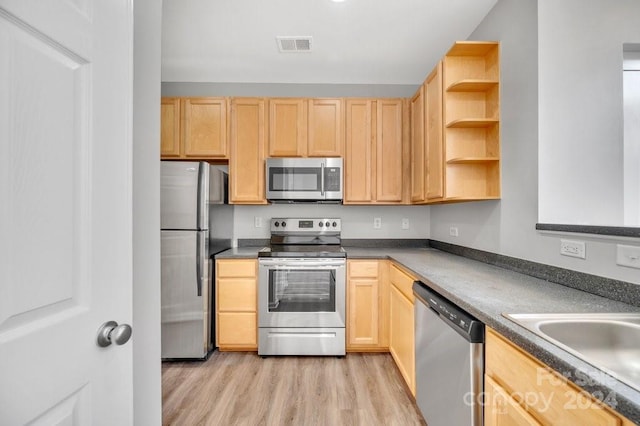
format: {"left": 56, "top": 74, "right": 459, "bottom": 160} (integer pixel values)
{"left": 233, "top": 204, "right": 430, "bottom": 242}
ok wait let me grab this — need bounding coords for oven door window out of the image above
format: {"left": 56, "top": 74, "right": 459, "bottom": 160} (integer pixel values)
{"left": 268, "top": 167, "right": 321, "bottom": 192}
{"left": 268, "top": 269, "right": 335, "bottom": 312}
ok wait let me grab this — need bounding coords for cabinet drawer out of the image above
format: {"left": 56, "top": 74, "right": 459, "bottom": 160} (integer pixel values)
{"left": 217, "top": 312, "right": 257, "bottom": 347}
{"left": 390, "top": 263, "right": 415, "bottom": 301}
{"left": 485, "top": 375, "right": 541, "bottom": 426}
{"left": 217, "top": 278, "right": 256, "bottom": 311}
{"left": 486, "top": 329, "right": 620, "bottom": 426}
{"left": 348, "top": 260, "right": 379, "bottom": 278}
{"left": 217, "top": 259, "right": 256, "bottom": 278}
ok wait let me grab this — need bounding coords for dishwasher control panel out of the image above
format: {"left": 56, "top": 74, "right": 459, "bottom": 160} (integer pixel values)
{"left": 413, "top": 281, "right": 484, "bottom": 343}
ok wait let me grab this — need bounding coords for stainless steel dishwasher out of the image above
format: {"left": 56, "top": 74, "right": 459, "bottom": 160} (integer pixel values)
{"left": 413, "top": 281, "right": 485, "bottom": 426}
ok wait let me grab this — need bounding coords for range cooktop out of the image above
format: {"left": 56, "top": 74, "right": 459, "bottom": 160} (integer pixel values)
{"left": 258, "top": 217, "right": 346, "bottom": 258}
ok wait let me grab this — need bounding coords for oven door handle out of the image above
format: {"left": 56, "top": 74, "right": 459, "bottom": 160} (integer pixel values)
{"left": 259, "top": 260, "right": 345, "bottom": 269}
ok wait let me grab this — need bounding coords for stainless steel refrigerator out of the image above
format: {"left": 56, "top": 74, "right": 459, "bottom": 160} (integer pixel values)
{"left": 160, "top": 161, "right": 231, "bottom": 360}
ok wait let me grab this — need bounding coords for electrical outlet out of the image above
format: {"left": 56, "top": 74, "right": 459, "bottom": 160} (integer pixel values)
{"left": 560, "top": 239, "right": 586, "bottom": 259}
{"left": 254, "top": 216, "right": 262, "bottom": 228}
{"left": 616, "top": 244, "right": 640, "bottom": 269}
{"left": 373, "top": 217, "right": 382, "bottom": 229}
{"left": 449, "top": 226, "right": 459, "bottom": 237}
{"left": 401, "top": 218, "right": 409, "bottom": 230}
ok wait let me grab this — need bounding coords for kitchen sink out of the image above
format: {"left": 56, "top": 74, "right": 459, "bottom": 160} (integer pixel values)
{"left": 504, "top": 313, "right": 640, "bottom": 391}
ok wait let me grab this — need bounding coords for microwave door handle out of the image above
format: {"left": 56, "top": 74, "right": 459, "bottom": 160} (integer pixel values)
{"left": 320, "top": 162, "right": 325, "bottom": 197}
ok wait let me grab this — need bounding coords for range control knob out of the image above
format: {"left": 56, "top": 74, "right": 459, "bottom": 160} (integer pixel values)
{"left": 325, "top": 221, "right": 330, "bottom": 227}
{"left": 281, "top": 221, "right": 287, "bottom": 227}
{"left": 274, "top": 221, "right": 280, "bottom": 227}
{"left": 332, "top": 222, "right": 337, "bottom": 227}
{"left": 318, "top": 221, "right": 324, "bottom": 227}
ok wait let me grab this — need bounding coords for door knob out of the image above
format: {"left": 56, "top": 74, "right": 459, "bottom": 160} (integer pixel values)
{"left": 96, "top": 321, "right": 133, "bottom": 347}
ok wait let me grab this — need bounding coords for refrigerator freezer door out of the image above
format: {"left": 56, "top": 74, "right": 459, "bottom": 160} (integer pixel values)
{"left": 161, "top": 230, "right": 211, "bottom": 359}
{"left": 161, "top": 161, "right": 209, "bottom": 230}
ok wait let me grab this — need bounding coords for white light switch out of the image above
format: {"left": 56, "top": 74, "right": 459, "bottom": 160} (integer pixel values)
{"left": 254, "top": 216, "right": 262, "bottom": 228}
{"left": 401, "top": 218, "right": 409, "bottom": 230}
{"left": 616, "top": 244, "right": 640, "bottom": 269}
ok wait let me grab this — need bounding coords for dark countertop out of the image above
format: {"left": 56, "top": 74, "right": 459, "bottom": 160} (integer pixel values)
{"left": 215, "top": 247, "right": 265, "bottom": 258}
{"left": 215, "top": 246, "right": 640, "bottom": 421}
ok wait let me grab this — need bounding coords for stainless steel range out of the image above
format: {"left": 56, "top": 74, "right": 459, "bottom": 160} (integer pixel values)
{"left": 258, "top": 218, "right": 346, "bottom": 356}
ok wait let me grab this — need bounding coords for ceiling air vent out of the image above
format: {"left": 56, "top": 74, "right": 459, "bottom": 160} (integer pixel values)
{"left": 276, "top": 36, "right": 312, "bottom": 53}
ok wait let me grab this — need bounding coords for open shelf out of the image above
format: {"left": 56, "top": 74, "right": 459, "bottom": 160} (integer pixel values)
{"left": 446, "top": 79, "right": 499, "bottom": 92}
{"left": 446, "top": 118, "right": 499, "bottom": 128}
{"left": 447, "top": 157, "right": 499, "bottom": 164}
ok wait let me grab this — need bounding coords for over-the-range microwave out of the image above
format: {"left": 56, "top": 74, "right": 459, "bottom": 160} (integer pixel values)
{"left": 265, "top": 157, "right": 343, "bottom": 203}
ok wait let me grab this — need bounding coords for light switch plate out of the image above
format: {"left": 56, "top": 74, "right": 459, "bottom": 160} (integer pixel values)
{"left": 616, "top": 244, "right": 640, "bottom": 269}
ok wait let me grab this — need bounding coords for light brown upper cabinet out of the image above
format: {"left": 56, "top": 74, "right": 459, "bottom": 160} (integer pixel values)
{"left": 308, "top": 99, "right": 344, "bottom": 157}
{"left": 268, "top": 98, "right": 343, "bottom": 158}
{"left": 229, "top": 98, "right": 268, "bottom": 204}
{"left": 425, "top": 62, "right": 444, "bottom": 201}
{"left": 410, "top": 86, "right": 426, "bottom": 203}
{"left": 268, "top": 98, "right": 307, "bottom": 157}
{"left": 344, "top": 99, "right": 406, "bottom": 204}
{"left": 442, "top": 41, "right": 500, "bottom": 201}
{"left": 161, "top": 98, "right": 181, "bottom": 157}
{"left": 160, "top": 97, "right": 229, "bottom": 159}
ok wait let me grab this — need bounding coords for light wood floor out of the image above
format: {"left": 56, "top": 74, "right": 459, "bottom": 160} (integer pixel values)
{"left": 162, "top": 351, "right": 426, "bottom": 426}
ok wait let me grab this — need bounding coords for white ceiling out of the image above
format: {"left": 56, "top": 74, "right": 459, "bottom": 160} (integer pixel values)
{"left": 161, "top": 0, "right": 498, "bottom": 85}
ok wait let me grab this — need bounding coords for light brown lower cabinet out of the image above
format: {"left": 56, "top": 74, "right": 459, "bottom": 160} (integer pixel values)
{"left": 346, "top": 260, "right": 389, "bottom": 351}
{"left": 215, "top": 259, "right": 258, "bottom": 350}
{"left": 485, "top": 328, "right": 634, "bottom": 426}
{"left": 389, "top": 263, "right": 416, "bottom": 396}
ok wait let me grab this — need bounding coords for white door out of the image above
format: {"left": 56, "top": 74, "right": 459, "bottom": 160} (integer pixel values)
{"left": 0, "top": 1, "right": 134, "bottom": 424}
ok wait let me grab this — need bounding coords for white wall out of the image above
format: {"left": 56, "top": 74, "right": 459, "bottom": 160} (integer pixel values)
{"left": 133, "top": 0, "right": 162, "bottom": 424}
{"left": 234, "top": 204, "right": 430, "bottom": 241}
{"left": 623, "top": 52, "right": 640, "bottom": 226}
{"left": 162, "top": 82, "right": 419, "bottom": 98}
{"left": 538, "top": 0, "right": 640, "bottom": 225}
{"left": 429, "top": 0, "right": 640, "bottom": 284}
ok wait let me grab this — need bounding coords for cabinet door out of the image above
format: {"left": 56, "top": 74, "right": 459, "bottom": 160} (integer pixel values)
{"left": 348, "top": 277, "right": 379, "bottom": 346}
{"left": 160, "top": 97, "right": 181, "bottom": 158}
{"left": 389, "top": 285, "right": 415, "bottom": 395}
{"left": 410, "top": 87, "right": 426, "bottom": 202}
{"left": 183, "top": 97, "right": 228, "bottom": 158}
{"left": 485, "top": 376, "right": 541, "bottom": 426}
{"left": 486, "top": 329, "right": 621, "bottom": 426}
{"left": 217, "top": 313, "right": 257, "bottom": 347}
{"left": 344, "top": 99, "right": 374, "bottom": 203}
{"left": 376, "top": 99, "right": 404, "bottom": 203}
{"left": 229, "top": 98, "right": 268, "bottom": 204}
{"left": 425, "top": 62, "right": 444, "bottom": 201}
{"left": 268, "top": 98, "right": 307, "bottom": 157}
{"left": 348, "top": 261, "right": 380, "bottom": 348}
{"left": 308, "top": 98, "right": 343, "bottom": 157}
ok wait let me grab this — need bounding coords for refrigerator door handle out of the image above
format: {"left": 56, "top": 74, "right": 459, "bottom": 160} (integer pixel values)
{"left": 197, "top": 163, "right": 204, "bottom": 230}
{"left": 196, "top": 232, "right": 203, "bottom": 297}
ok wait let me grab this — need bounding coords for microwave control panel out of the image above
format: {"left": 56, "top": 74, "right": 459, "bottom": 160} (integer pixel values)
{"left": 324, "top": 167, "right": 341, "bottom": 191}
